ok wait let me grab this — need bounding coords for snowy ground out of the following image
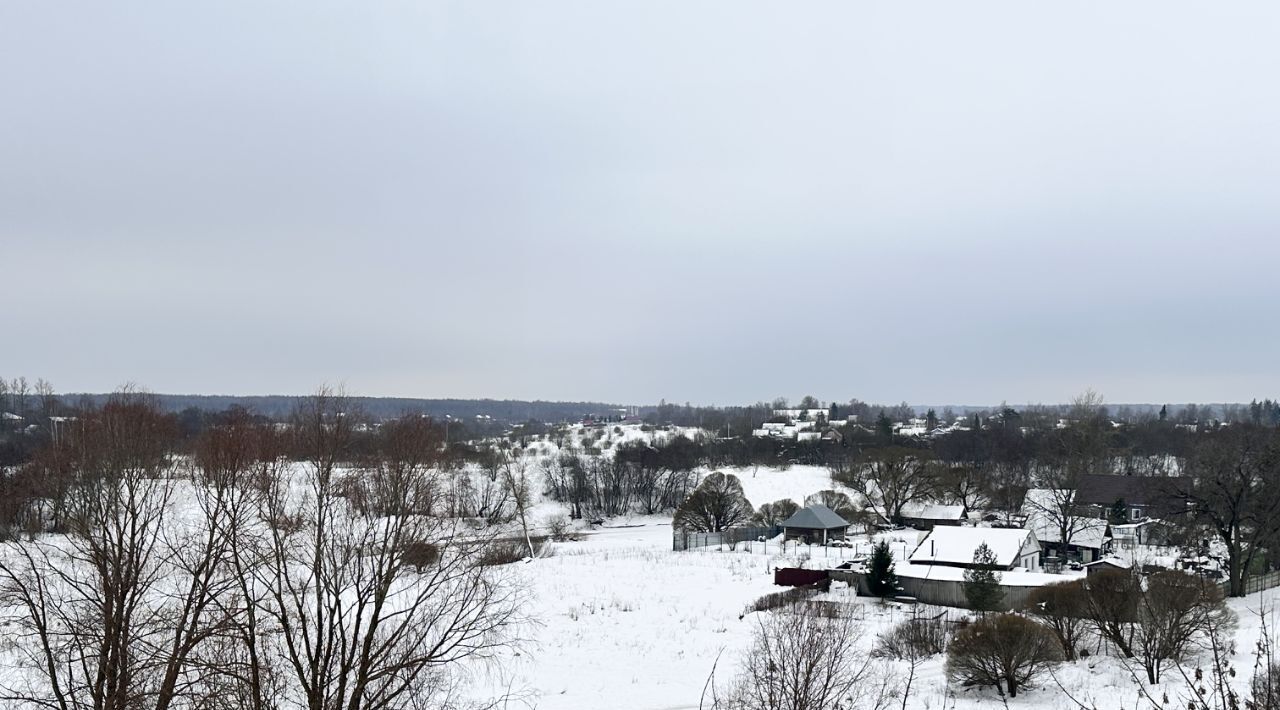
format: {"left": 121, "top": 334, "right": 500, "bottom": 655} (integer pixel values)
{"left": 449, "top": 428, "right": 1279, "bottom": 708}
{"left": 478, "top": 512, "right": 1280, "bottom": 710}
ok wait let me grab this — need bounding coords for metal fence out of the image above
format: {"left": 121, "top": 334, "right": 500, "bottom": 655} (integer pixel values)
{"left": 672, "top": 525, "right": 779, "bottom": 551}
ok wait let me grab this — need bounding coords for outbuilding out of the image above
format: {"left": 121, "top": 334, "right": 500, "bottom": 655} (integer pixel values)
{"left": 780, "top": 505, "right": 850, "bottom": 544}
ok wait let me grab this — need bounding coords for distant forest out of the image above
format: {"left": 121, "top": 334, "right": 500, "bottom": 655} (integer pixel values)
{"left": 59, "top": 393, "right": 635, "bottom": 422}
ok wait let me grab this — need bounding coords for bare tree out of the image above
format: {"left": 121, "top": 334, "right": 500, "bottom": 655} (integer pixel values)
{"left": 1082, "top": 568, "right": 1139, "bottom": 658}
{"left": 255, "top": 390, "right": 524, "bottom": 710}
{"left": 726, "top": 607, "right": 894, "bottom": 710}
{"left": 754, "top": 499, "right": 800, "bottom": 527}
{"left": 673, "top": 471, "right": 754, "bottom": 533}
{"left": 1025, "top": 580, "right": 1090, "bottom": 661}
{"left": 0, "top": 392, "right": 209, "bottom": 710}
{"left": 1131, "top": 570, "right": 1235, "bottom": 684}
{"left": 1175, "top": 425, "right": 1280, "bottom": 597}
{"left": 848, "top": 447, "right": 936, "bottom": 525}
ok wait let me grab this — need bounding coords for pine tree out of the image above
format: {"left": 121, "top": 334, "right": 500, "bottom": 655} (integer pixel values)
{"left": 876, "top": 411, "right": 893, "bottom": 441}
{"left": 963, "top": 542, "right": 1004, "bottom": 612}
{"left": 866, "top": 540, "right": 899, "bottom": 598}
{"left": 1108, "top": 498, "right": 1128, "bottom": 525}
{"left": 1159, "top": 404, "right": 1168, "bottom": 422}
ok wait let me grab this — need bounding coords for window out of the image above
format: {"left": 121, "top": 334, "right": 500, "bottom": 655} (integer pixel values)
{"left": 1131, "top": 507, "right": 1143, "bottom": 521}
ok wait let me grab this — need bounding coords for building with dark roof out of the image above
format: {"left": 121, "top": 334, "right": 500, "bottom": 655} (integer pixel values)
{"left": 1074, "top": 474, "right": 1187, "bottom": 523}
{"left": 780, "top": 505, "right": 849, "bottom": 544}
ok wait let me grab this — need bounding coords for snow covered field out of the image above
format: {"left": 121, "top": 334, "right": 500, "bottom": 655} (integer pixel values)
{"left": 478, "top": 509, "right": 1280, "bottom": 710}
{"left": 463, "top": 428, "right": 1280, "bottom": 710}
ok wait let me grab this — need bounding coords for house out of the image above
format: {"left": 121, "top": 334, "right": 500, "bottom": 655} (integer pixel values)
{"left": 780, "top": 505, "right": 849, "bottom": 544}
{"left": 1026, "top": 513, "right": 1109, "bottom": 563}
{"left": 908, "top": 526, "right": 1041, "bottom": 572}
{"left": 1074, "top": 474, "right": 1187, "bottom": 522}
{"left": 1111, "top": 519, "right": 1177, "bottom": 549}
{"left": 895, "top": 502, "right": 966, "bottom": 530}
{"left": 1021, "top": 488, "right": 1110, "bottom": 563}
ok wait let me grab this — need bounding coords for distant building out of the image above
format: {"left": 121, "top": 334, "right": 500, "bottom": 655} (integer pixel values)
{"left": 895, "top": 502, "right": 966, "bottom": 530}
{"left": 1074, "top": 474, "right": 1187, "bottom": 522}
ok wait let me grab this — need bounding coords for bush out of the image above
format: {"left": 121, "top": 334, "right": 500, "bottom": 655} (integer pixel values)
{"left": 744, "top": 581, "right": 828, "bottom": 615}
{"left": 477, "top": 536, "right": 549, "bottom": 567}
{"left": 874, "top": 616, "right": 952, "bottom": 660}
{"left": 1253, "top": 662, "right": 1280, "bottom": 710}
{"left": 546, "top": 515, "right": 578, "bottom": 542}
{"left": 946, "top": 613, "right": 1063, "bottom": 698}
{"left": 400, "top": 540, "right": 440, "bottom": 570}
{"left": 728, "top": 607, "right": 891, "bottom": 710}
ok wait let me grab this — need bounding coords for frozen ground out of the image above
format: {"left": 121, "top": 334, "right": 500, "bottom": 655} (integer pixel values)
{"left": 418, "top": 428, "right": 1280, "bottom": 708}
{"left": 478, "top": 499, "right": 1280, "bottom": 710}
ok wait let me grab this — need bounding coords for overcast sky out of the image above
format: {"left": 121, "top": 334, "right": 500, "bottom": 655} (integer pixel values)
{"left": 4, "top": 2, "right": 1279, "bottom": 406}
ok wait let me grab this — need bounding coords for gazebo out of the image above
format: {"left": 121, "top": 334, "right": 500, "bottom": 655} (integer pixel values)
{"left": 780, "top": 504, "right": 849, "bottom": 544}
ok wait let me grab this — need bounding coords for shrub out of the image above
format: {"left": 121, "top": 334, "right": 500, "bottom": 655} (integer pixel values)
{"left": 946, "top": 613, "right": 1063, "bottom": 698}
{"left": 400, "top": 540, "right": 440, "bottom": 570}
{"left": 744, "top": 581, "right": 828, "bottom": 615}
{"left": 546, "top": 515, "right": 577, "bottom": 542}
{"left": 729, "top": 607, "right": 891, "bottom": 710}
{"left": 1252, "top": 662, "right": 1280, "bottom": 710}
{"left": 477, "top": 536, "right": 549, "bottom": 567}
{"left": 874, "top": 615, "right": 953, "bottom": 660}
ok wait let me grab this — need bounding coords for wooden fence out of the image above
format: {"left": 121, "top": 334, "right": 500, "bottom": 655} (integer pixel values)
{"left": 1220, "top": 570, "right": 1280, "bottom": 597}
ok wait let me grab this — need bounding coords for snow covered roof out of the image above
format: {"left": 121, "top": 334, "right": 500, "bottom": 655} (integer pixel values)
{"left": 2, "top": 412, "right": 22, "bottom": 421}
{"left": 895, "top": 562, "right": 1079, "bottom": 587}
{"left": 1027, "top": 513, "right": 1109, "bottom": 549}
{"left": 909, "top": 526, "right": 1037, "bottom": 567}
{"left": 1021, "top": 488, "right": 1074, "bottom": 515}
{"left": 898, "top": 502, "right": 966, "bottom": 521}
{"left": 1084, "top": 557, "right": 1132, "bottom": 570}
{"left": 781, "top": 504, "right": 849, "bottom": 530}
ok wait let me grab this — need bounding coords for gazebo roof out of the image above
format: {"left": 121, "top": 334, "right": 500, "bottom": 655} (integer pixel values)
{"left": 780, "top": 504, "right": 849, "bottom": 530}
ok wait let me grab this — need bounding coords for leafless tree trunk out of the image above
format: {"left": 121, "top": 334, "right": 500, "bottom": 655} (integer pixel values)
{"left": 255, "top": 390, "right": 524, "bottom": 710}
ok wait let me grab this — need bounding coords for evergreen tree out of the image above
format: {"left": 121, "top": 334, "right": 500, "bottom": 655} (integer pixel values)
{"left": 1108, "top": 498, "right": 1128, "bottom": 525}
{"left": 1159, "top": 404, "right": 1168, "bottom": 422}
{"left": 963, "top": 542, "right": 1004, "bottom": 612}
{"left": 926, "top": 408, "right": 939, "bottom": 431}
{"left": 866, "top": 540, "right": 899, "bottom": 598}
{"left": 876, "top": 410, "right": 894, "bottom": 441}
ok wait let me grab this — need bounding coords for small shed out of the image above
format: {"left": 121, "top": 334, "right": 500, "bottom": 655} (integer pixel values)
{"left": 1084, "top": 558, "right": 1132, "bottom": 577}
{"left": 780, "top": 505, "right": 850, "bottom": 544}
{"left": 897, "top": 502, "right": 966, "bottom": 530}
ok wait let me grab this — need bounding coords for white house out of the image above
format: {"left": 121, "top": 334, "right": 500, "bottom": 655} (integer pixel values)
{"left": 908, "top": 526, "right": 1041, "bottom": 572}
